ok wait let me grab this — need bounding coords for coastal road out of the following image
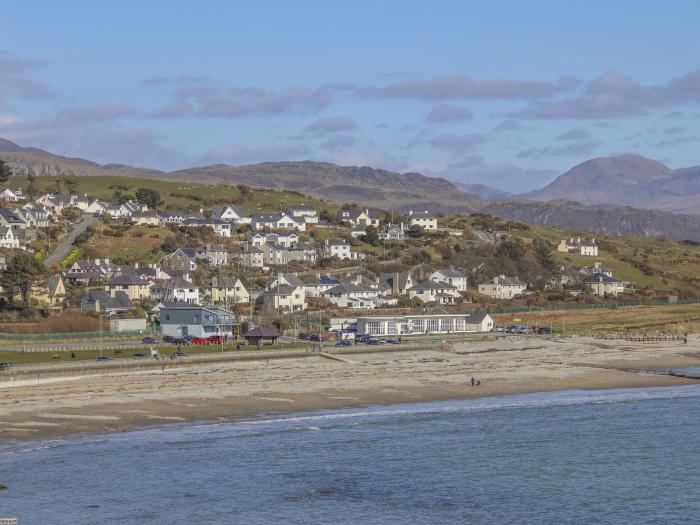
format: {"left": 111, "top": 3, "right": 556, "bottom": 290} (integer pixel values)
{"left": 43, "top": 213, "right": 98, "bottom": 268}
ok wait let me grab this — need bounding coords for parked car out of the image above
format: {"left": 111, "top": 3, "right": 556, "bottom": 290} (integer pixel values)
{"left": 385, "top": 338, "right": 402, "bottom": 344}
{"left": 366, "top": 338, "right": 383, "bottom": 345}
{"left": 309, "top": 334, "right": 324, "bottom": 342}
{"left": 191, "top": 337, "right": 210, "bottom": 345}
{"left": 334, "top": 340, "right": 353, "bottom": 347}
{"left": 298, "top": 332, "right": 311, "bottom": 340}
{"left": 162, "top": 335, "right": 179, "bottom": 343}
{"left": 132, "top": 352, "right": 148, "bottom": 359}
{"left": 0, "top": 362, "right": 13, "bottom": 370}
{"left": 142, "top": 336, "right": 160, "bottom": 345}
{"left": 207, "top": 335, "right": 224, "bottom": 344}
{"left": 173, "top": 351, "right": 188, "bottom": 357}
{"left": 537, "top": 327, "right": 554, "bottom": 335}
{"left": 96, "top": 356, "right": 112, "bottom": 362}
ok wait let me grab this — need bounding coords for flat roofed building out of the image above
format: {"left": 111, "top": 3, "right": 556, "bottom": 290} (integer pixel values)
{"left": 356, "top": 312, "right": 493, "bottom": 337}
{"left": 159, "top": 304, "right": 238, "bottom": 338}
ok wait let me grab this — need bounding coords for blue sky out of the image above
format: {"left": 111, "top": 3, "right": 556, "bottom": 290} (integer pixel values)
{"left": 1, "top": 0, "right": 700, "bottom": 192}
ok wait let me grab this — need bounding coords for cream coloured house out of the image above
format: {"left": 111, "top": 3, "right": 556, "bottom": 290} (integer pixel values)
{"left": 478, "top": 275, "right": 527, "bottom": 299}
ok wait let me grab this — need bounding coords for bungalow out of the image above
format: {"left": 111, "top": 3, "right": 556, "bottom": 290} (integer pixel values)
{"left": 585, "top": 274, "right": 625, "bottom": 297}
{"left": 0, "top": 188, "right": 21, "bottom": 202}
{"left": 159, "top": 304, "right": 238, "bottom": 338}
{"left": 478, "top": 275, "right": 527, "bottom": 299}
{"left": 81, "top": 290, "right": 136, "bottom": 315}
{"left": 408, "top": 210, "right": 437, "bottom": 231}
{"left": 183, "top": 218, "right": 232, "bottom": 237}
{"left": 251, "top": 212, "right": 305, "bottom": 232}
{"left": 409, "top": 281, "right": 461, "bottom": 305}
{"left": 161, "top": 249, "right": 198, "bottom": 272}
{"left": 558, "top": 237, "right": 599, "bottom": 257}
{"left": 579, "top": 262, "right": 613, "bottom": 278}
{"left": 356, "top": 312, "right": 494, "bottom": 337}
{"left": 159, "top": 209, "right": 190, "bottom": 224}
{"left": 86, "top": 199, "right": 110, "bottom": 215}
{"left": 211, "top": 205, "right": 251, "bottom": 224}
{"left": 430, "top": 269, "right": 468, "bottom": 292}
{"left": 105, "top": 274, "right": 151, "bottom": 301}
{"left": 132, "top": 211, "right": 160, "bottom": 226}
{"left": 208, "top": 276, "right": 250, "bottom": 304}
{"left": 336, "top": 207, "right": 380, "bottom": 227}
{"left": 286, "top": 204, "right": 318, "bottom": 224}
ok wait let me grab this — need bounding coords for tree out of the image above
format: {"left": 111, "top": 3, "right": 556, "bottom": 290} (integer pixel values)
{"left": 532, "top": 237, "right": 556, "bottom": 272}
{"left": 0, "top": 253, "right": 46, "bottom": 306}
{"left": 496, "top": 238, "right": 524, "bottom": 261}
{"left": 0, "top": 159, "right": 12, "bottom": 186}
{"left": 362, "top": 225, "right": 380, "bottom": 245}
{"left": 135, "top": 187, "right": 160, "bottom": 209}
{"left": 61, "top": 206, "right": 82, "bottom": 222}
{"left": 406, "top": 224, "right": 424, "bottom": 238}
{"left": 25, "top": 173, "right": 40, "bottom": 199}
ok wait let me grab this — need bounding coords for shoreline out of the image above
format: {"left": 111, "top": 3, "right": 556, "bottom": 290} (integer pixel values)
{"left": 1, "top": 336, "right": 699, "bottom": 442}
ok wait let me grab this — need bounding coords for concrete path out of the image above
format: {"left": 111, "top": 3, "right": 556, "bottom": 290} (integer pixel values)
{"left": 43, "top": 213, "right": 98, "bottom": 268}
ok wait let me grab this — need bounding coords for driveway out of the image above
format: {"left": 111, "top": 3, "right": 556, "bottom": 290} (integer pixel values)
{"left": 43, "top": 213, "right": 98, "bottom": 268}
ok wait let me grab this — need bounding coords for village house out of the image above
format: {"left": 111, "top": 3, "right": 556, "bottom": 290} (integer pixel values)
{"left": 585, "top": 274, "right": 625, "bottom": 297}
{"left": 0, "top": 208, "right": 28, "bottom": 230}
{"left": 336, "top": 207, "right": 380, "bottom": 227}
{"left": 46, "top": 274, "right": 67, "bottom": 306}
{"left": 194, "top": 243, "right": 229, "bottom": 267}
{"left": 323, "top": 239, "right": 352, "bottom": 259}
{"left": 303, "top": 274, "right": 341, "bottom": 298}
{"left": 211, "top": 205, "right": 252, "bottom": 224}
{"left": 0, "top": 188, "right": 22, "bottom": 202}
{"left": 131, "top": 210, "right": 160, "bottom": 226}
{"left": 558, "top": 237, "right": 599, "bottom": 257}
{"left": 161, "top": 249, "right": 198, "bottom": 272}
{"left": 320, "top": 282, "right": 392, "bottom": 310}
{"left": 409, "top": 281, "right": 461, "bottom": 305}
{"left": 65, "top": 259, "right": 106, "bottom": 284}
{"left": 0, "top": 227, "right": 20, "bottom": 249}
{"left": 408, "top": 210, "right": 438, "bottom": 231}
{"left": 81, "top": 290, "right": 136, "bottom": 316}
{"left": 183, "top": 217, "right": 232, "bottom": 237}
{"left": 208, "top": 276, "right": 250, "bottom": 305}
{"left": 251, "top": 212, "right": 305, "bottom": 232}
{"left": 355, "top": 312, "right": 494, "bottom": 337}
{"left": 86, "top": 199, "right": 110, "bottom": 215}
{"left": 159, "top": 304, "right": 238, "bottom": 338}
{"left": 379, "top": 271, "right": 414, "bottom": 295}
{"left": 263, "top": 273, "right": 307, "bottom": 312}
{"left": 350, "top": 224, "right": 368, "bottom": 239}
{"left": 430, "top": 268, "right": 468, "bottom": 292}
{"left": 17, "top": 206, "right": 51, "bottom": 228}
{"left": 478, "top": 275, "right": 527, "bottom": 299}
{"left": 105, "top": 274, "right": 151, "bottom": 301}
{"left": 152, "top": 277, "right": 200, "bottom": 304}
{"left": 379, "top": 223, "right": 406, "bottom": 241}
{"left": 579, "top": 261, "right": 613, "bottom": 278}
{"left": 286, "top": 204, "right": 319, "bottom": 224}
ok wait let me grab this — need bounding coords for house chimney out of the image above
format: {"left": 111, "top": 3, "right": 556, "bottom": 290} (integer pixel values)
{"left": 104, "top": 258, "right": 109, "bottom": 265}
{"left": 94, "top": 258, "right": 100, "bottom": 266}
{"left": 134, "top": 262, "right": 139, "bottom": 269}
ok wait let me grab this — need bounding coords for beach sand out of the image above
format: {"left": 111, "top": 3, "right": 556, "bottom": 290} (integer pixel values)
{"left": 1, "top": 335, "right": 699, "bottom": 440}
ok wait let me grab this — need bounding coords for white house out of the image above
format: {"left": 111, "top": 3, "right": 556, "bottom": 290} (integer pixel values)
{"left": 323, "top": 239, "right": 352, "bottom": 259}
{"left": 558, "top": 237, "right": 599, "bottom": 257}
{"left": 208, "top": 276, "right": 250, "bottom": 305}
{"left": 183, "top": 218, "right": 232, "bottom": 237}
{"left": 409, "top": 281, "right": 461, "bottom": 305}
{"left": 430, "top": 269, "right": 468, "bottom": 292}
{"left": 159, "top": 305, "right": 238, "bottom": 338}
{"left": 0, "top": 226, "right": 20, "bottom": 248}
{"left": 286, "top": 204, "right": 318, "bottom": 224}
{"left": 408, "top": 210, "right": 438, "bottom": 230}
{"left": 336, "top": 208, "right": 380, "bottom": 227}
{"left": 585, "top": 274, "right": 625, "bottom": 297}
{"left": 0, "top": 188, "right": 21, "bottom": 202}
{"left": 251, "top": 212, "right": 305, "bottom": 232}
{"left": 478, "top": 275, "right": 527, "bottom": 299}
{"left": 211, "top": 205, "right": 252, "bottom": 224}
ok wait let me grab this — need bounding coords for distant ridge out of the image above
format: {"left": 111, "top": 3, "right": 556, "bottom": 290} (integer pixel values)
{"left": 1, "top": 137, "right": 700, "bottom": 240}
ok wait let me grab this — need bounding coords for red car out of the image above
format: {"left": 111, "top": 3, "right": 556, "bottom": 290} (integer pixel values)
{"left": 207, "top": 335, "right": 224, "bottom": 344}
{"left": 191, "top": 337, "right": 211, "bottom": 345}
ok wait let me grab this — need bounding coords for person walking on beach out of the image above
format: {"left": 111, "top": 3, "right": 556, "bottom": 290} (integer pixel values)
{"left": 471, "top": 376, "right": 475, "bottom": 387}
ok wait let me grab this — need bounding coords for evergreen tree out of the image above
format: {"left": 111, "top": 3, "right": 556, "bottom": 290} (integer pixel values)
{"left": 0, "top": 159, "right": 12, "bottom": 186}
{"left": 0, "top": 253, "right": 46, "bottom": 306}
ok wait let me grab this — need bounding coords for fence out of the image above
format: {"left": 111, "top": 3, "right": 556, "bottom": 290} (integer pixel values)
{"left": 0, "top": 328, "right": 152, "bottom": 342}
{"left": 486, "top": 298, "right": 700, "bottom": 315}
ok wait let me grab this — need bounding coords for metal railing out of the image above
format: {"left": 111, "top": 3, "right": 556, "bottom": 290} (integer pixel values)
{"left": 0, "top": 328, "right": 152, "bottom": 341}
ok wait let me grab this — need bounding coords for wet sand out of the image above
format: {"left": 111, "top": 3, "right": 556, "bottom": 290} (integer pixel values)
{"left": 1, "top": 336, "right": 699, "bottom": 441}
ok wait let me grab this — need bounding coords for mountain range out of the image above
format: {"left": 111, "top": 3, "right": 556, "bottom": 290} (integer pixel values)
{"left": 1, "top": 137, "right": 699, "bottom": 241}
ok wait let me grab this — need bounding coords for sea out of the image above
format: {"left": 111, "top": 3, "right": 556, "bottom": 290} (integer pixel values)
{"left": 2, "top": 385, "right": 700, "bottom": 524}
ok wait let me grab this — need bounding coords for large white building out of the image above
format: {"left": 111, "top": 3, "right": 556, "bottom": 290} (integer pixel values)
{"left": 356, "top": 312, "right": 493, "bottom": 337}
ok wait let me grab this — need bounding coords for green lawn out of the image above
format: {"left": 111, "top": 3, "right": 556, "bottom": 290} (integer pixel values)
{"left": 0, "top": 342, "right": 308, "bottom": 366}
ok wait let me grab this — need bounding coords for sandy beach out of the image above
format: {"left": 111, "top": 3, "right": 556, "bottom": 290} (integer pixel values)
{"left": 1, "top": 335, "right": 699, "bottom": 441}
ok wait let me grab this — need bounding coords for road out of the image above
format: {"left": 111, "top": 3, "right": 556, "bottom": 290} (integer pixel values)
{"left": 43, "top": 213, "right": 98, "bottom": 268}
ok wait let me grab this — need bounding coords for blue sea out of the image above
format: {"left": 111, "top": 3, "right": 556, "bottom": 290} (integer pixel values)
{"left": 2, "top": 385, "right": 700, "bottom": 524}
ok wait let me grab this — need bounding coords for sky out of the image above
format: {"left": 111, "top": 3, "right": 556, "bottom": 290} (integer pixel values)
{"left": 2, "top": 0, "right": 700, "bottom": 192}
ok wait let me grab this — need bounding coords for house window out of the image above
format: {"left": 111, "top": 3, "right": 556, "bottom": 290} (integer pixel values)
{"left": 387, "top": 321, "right": 396, "bottom": 335}
{"left": 366, "top": 321, "right": 381, "bottom": 335}
{"left": 441, "top": 318, "right": 453, "bottom": 332}
{"left": 165, "top": 314, "right": 170, "bottom": 321}
{"left": 427, "top": 318, "right": 439, "bottom": 332}
{"left": 454, "top": 318, "right": 465, "bottom": 332}
{"left": 413, "top": 319, "right": 424, "bottom": 332}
